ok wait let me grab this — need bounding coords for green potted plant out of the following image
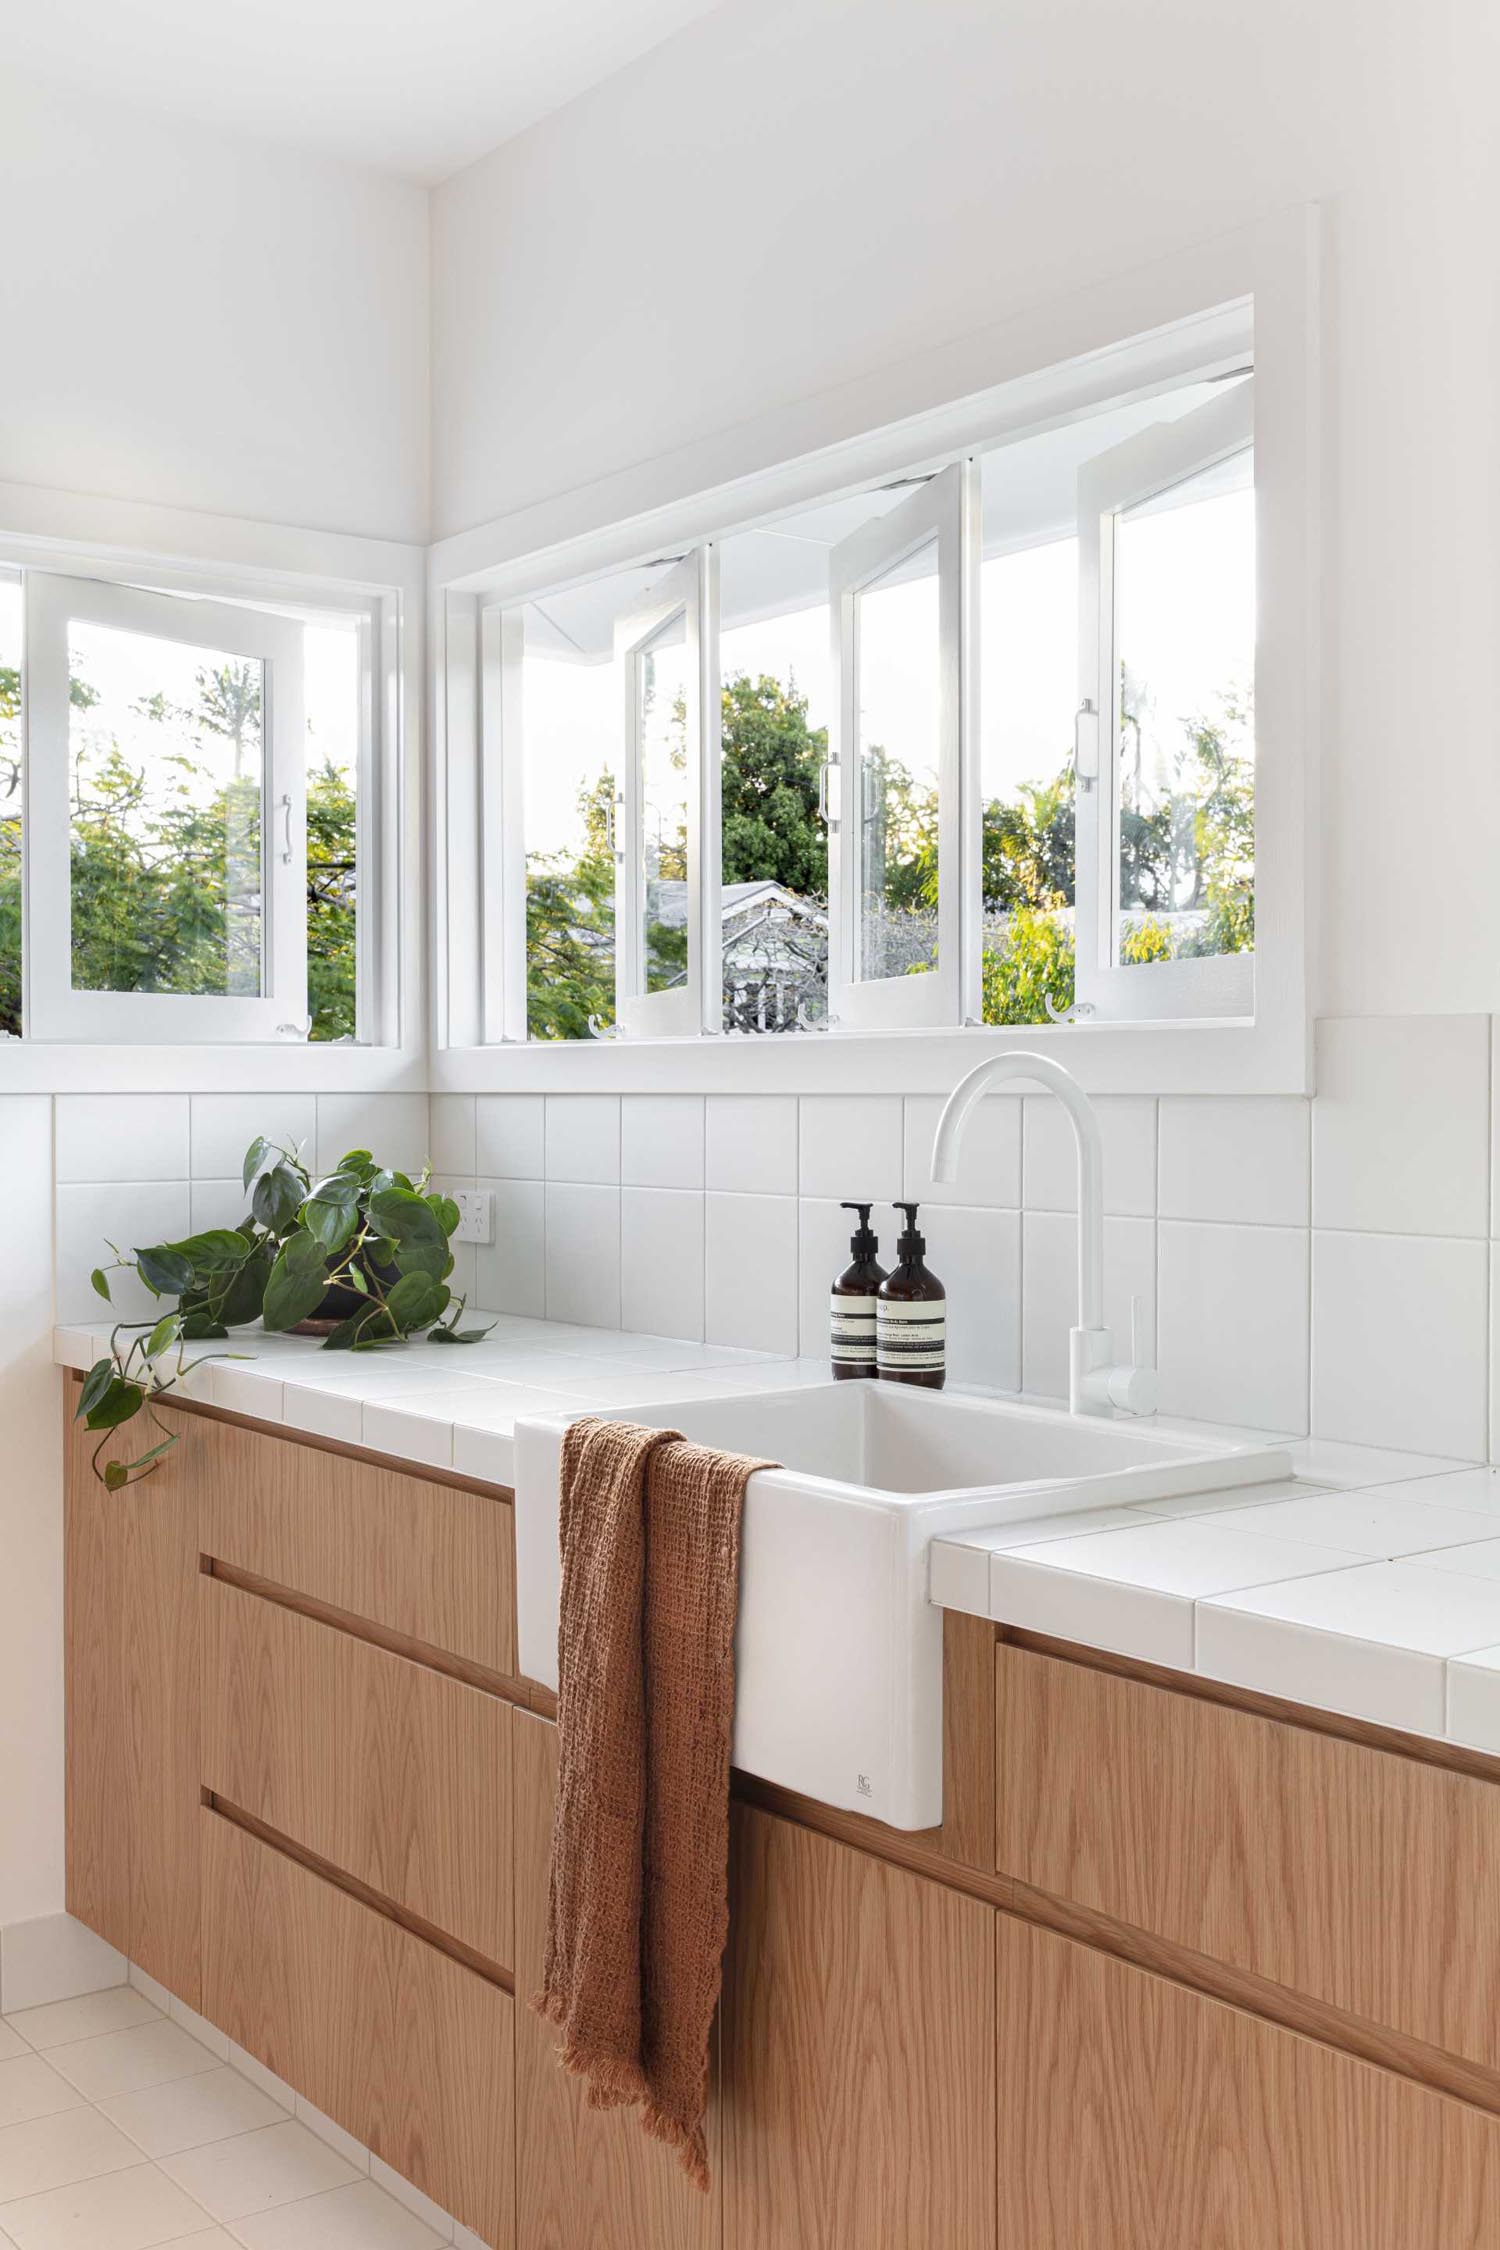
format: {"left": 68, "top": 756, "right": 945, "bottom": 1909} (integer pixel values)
{"left": 78, "top": 1135, "right": 490, "bottom": 1488}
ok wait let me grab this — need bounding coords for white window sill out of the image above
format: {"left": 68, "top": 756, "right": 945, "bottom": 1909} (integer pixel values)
{"left": 432, "top": 1014, "right": 1310, "bottom": 1099}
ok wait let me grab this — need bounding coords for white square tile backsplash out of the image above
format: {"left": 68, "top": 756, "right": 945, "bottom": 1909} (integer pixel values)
{"left": 56, "top": 1094, "right": 189, "bottom": 1185}
{"left": 621, "top": 1097, "right": 705, "bottom": 1190}
{"left": 1023, "top": 1094, "right": 1157, "bottom": 1217}
{"left": 42, "top": 1014, "right": 1500, "bottom": 1462}
{"left": 1312, "top": 1229, "right": 1489, "bottom": 1460}
{"left": 1156, "top": 1220, "right": 1309, "bottom": 1433}
{"left": 1312, "top": 1015, "right": 1490, "bottom": 1238}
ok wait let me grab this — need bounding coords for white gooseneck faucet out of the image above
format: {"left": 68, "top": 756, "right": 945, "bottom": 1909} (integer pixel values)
{"left": 930, "top": 1051, "right": 1156, "bottom": 1418}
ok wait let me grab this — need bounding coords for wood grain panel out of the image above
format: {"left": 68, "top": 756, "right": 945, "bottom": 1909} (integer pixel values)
{"left": 203, "top": 1807, "right": 514, "bottom": 2249}
{"left": 65, "top": 1396, "right": 200, "bottom": 2004}
{"left": 721, "top": 1804, "right": 995, "bottom": 2250}
{"left": 996, "top": 1912, "right": 1500, "bottom": 2247}
{"left": 512, "top": 1711, "right": 716, "bottom": 2250}
{"left": 203, "top": 1575, "right": 513, "bottom": 1970}
{"left": 996, "top": 1641, "right": 1500, "bottom": 2074}
{"left": 196, "top": 1413, "right": 516, "bottom": 1675}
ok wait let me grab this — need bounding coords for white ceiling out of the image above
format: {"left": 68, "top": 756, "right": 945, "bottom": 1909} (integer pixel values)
{"left": 0, "top": 0, "right": 726, "bottom": 183}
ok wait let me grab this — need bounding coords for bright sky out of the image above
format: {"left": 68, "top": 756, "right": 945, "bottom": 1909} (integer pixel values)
{"left": 0, "top": 586, "right": 358, "bottom": 816}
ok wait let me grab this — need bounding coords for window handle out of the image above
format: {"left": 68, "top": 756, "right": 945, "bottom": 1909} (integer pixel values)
{"left": 279, "top": 793, "right": 295, "bottom": 865}
{"left": 1074, "top": 700, "right": 1099, "bottom": 791}
{"left": 604, "top": 791, "right": 624, "bottom": 860}
{"left": 817, "top": 758, "right": 838, "bottom": 828}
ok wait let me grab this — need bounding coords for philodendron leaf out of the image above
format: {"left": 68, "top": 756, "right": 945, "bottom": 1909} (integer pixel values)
{"left": 251, "top": 1163, "right": 303, "bottom": 1234}
{"left": 217, "top": 1244, "right": 273, "bottom": 1328}
{"left": 143, "top": 1313, "right": 182, "bottom": 1361}
{"left": 83, "top": 1375, "right": 146, "bottom": 1432}
{"left": 385, "top": 1272, "right": 450, "bottom": 1333}
{"left": 261, "top": 1230, "right": 330, "bottom": 1331}
{"left": 76, "top": 1359, "right": 116, "bottom": 1418}
{"left": 368, "top": 1188, "right": 451, "bottom": 1281}
{"left": 429, "top": 1325, "right": 491, "bottom": 1344}
{"left": 103, "top": 1460, "right": 129, "bottom": 1492}
{"left": 90, "top": 1267, "right": 111, "bottom": 1302}
{"left": 135, "top": 1243, "right": 195, "bottom": 1298}
{"left": 241, "top": 1135, "right": 270, "bottom": 1191}
{"left": 424, "top": 1193, "right": 460, "bottom": 1239}
{"left": 169, "top": 1229, "right": 253, "bottom": 1274}
{"left": 179, "top": 1315, "right": 230, "bottom": 1341}
{"left": 302, "top": 1183, "right": 360, "bottom": 1256}
{"left": 333, "top": 1149, "right": 377, "bottom": 1183}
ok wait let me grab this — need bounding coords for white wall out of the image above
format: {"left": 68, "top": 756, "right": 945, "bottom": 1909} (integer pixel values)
{"left": 431, "top": 0, "right": 1500, "bottom": 1021}
{"left": 0, "top": 71, "right": 430, "bottom": 542}
{"left": 0, "top": 76, "right": 431, "bottom": 1931}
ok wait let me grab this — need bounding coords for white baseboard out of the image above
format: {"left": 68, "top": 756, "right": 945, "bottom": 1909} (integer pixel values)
{"left": 0, "top": 1911, "right": 126, "bottom": 2013}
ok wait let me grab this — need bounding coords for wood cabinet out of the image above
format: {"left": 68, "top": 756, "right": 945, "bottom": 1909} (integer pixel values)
{"left": 65, "top": 1399, "right": 201, "bottom": 2006}
{"left": 512, "top": 1711, "right": 717, "bottom": 2250}
{"left": 995, "top": 1640, "right": 1500, "bottom": 2072}
{"left": 202, "top": 1573, "right": 515, "bottom": 1971}
{"left": 62, "top": 1390, "right": 1500, "bottom": 2250}
{"left": 720, "top": 1805, "right": 996, "bottom": 2250}
{"left": 198, "top": 1412, "right": 517, "bottom": 1677}
{"left": 203, "top": 1806, "right": 515, "bottom": 2249}
{"left": 996, "top": 1911, "right": 1500, "bottom": 2247}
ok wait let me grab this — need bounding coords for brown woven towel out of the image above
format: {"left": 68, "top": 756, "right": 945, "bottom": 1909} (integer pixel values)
{"left": 536, "top": 1414, "right": 775, "bottom": 2189}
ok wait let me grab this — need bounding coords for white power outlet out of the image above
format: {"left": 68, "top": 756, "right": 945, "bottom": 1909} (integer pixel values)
{"left": 452, "top": 1188, "right": 494, "bottom": 1245}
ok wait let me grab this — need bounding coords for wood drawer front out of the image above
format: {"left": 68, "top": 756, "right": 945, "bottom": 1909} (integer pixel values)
{"left": 196, "top": 1414, "right": 515, "bottom": 1676}
{"left": 997, "top": 1913, "right": 1500, "bottom": 2248}
{"left": 513, "top": 1712, "right": 718, "bottom": 2250}
{"left": 996, "top": 1643, "right": 1500, "bottom": 2071}
{"left": 203, "top": 1575, "right": 513, "bottom": 1971}
{"left": 203, "top": 1807, "right": 514, "bottom": 2249}
{"left": 65, "top": 1399, "right": 201, "bottom": 2007}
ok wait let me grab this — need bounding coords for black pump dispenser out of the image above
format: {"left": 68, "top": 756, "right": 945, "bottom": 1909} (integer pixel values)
{"left": 893, "top": 1202, "right": 926, "bottom": 1260}
{"left": 876, "top": 1200, "right": 946, "bottom": 1389}
{"left": 830, "top": 1201, "right": 888, "bottom": 1380}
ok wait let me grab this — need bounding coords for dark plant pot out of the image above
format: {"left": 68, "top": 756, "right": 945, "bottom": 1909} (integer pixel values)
{"left": 290, "top": 1258, "right": 403, "bottom": 1337}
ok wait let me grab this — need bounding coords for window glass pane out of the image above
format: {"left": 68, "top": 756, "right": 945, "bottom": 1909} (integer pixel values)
{"left": 635, "top": 612, "right": 689, "bottom": 997}
{"left": 66, "top": 621, "right": 265, "bottom": 999}
{"left": 1114, "top": 446, "right": 1255, "bottom": 963}
{"left": 304, "top": 619, "right": 359, "bottom": 1042}
{"left": 854, "top": 540, "right": 939, "bottom": 984}
{"left": 0, "top": 578, "right": 20, "bottom": 1037}
{"left": 519, "top": 600, "right": 619, "bottom": 1041}
{"left": 978, "top": 536, "right": 1077, "bottom": 1025}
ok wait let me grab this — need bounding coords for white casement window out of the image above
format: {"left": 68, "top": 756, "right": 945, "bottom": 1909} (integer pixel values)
{"left": 614, "top": 551, "right": 717, "bottom": 1037}
{"left": 3, "top": 560, "right": 397, "bottom": 1053}
{"left": 25, "top": 574, "right": 307, "bottom": 1042}
{"left": 453, "top": 212, "right": 1315, "bottom": 1089}
{"left": 1074, "top": 381, "right": 1256, "bottom": 1022}
{"left": 827, "top": 464, "right": 966, "bottom": 1031}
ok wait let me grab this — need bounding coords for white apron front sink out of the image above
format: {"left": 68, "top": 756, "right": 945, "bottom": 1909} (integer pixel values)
{"left": 513, "top": 1382, "right": 1289, "bottom": 1831}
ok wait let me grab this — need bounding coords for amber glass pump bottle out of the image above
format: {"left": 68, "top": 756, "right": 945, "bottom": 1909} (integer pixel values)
{"left": 876, "top": 1202, "right": 946, "bottom": 1389}
{"left": 830, "top": 1201, "right": 888, "bottom": 1380}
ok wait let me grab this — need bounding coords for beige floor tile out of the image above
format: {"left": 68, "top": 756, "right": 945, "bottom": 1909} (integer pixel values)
{"left": 48, "top": 2024, "right": 220, "bottom": 2103}
{"left": 0, "top": 2158, "right": 212, "bottom": 2249}
{"left": 227, "top": 2178, "right": 445, "bottom": 2247}
{"left": 100, "top": 2068, "right": 289, "bottom": 2159}
{"left": 160, "top": 2124, "right": 358, "bottom": 2223}
{"left": 0, "top": 2057, "right": 87, "bottom": 2129}
{"left": 5, "top": 1991, "right": 161, "bottom": 2053}
{"left": 0, "top": 2106, "right": 138, "bottom": 2200}
{"left": 0, "top": 2023, "right": 29, "bottom": 2064}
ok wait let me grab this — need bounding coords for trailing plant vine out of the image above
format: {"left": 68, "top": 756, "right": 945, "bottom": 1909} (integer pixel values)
{"left": 78, "top": 1136, "right": 489, "bottom": 1488}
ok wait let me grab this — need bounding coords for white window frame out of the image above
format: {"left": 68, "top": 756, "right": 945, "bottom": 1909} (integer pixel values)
{"left": 827, "top": 465, "right": 964, "bottom": 1032}
{"left": 1074, "top": 380, "right": 1256, "bottom": 1023}
{"left": 442, "top": 208, "right": 1316, "bottom": 1097}
{"left": 614, "top": 552, "right": 715, "bottom": 1039}
{"left": 24, "top": 571, "right": 307, "bottom": 1045}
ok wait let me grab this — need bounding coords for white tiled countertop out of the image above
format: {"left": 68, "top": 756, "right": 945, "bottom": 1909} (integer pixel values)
{"left": 55, "top": 1315, "right": 1500, "bottom": 1767}
{"left": 53, "top": 1313, "right": 817, "bottom": 1487}
{"left": 931, "top": 1453, "right": 1500, "bottom": 1761}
